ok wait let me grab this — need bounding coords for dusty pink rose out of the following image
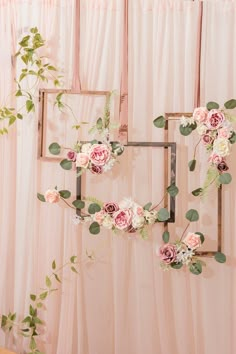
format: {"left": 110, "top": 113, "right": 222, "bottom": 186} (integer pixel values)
{"left": 208, "top": 153, "right": 223, "bottom": 165}
{"left": 206, "top": 109, "right": 225, "bottom": 130}
{"left": 134, "top": 205, "right": 144, "bottom": 216}
{"left": 67, "top": 151, "right": 77, "bottom": 162}
{"left": 93, "top": 210, "right": 105, "bottom": 225}
{"left": 103, "top": 202, "right": 119, "bottom": 215}
{"left": 202, "top": 134, "right": 214, "bottom": 145}
{"left": 193, "top": 107, "right": 208, "bottom": 123}
{"left": 90, "top": 164, "right": 103, "bottom": 174}
{"left": 44, "top": 189, "right": 60, "bottom": 203}
{"left": 76, "top": 153, "right": 89, "bottom": 168}
{"left": 183, "top": 232, "right": 201, "bottom": 250}
{"left": 113, "top": 209, "right": 133, "bottom": 230}
{"left": 89, "top": 144, "right": 111, "bottom": 166}
{"left": 217, "top": 160, "right": 229, "bottom": 172}
{"left": 218, "top": 127, "right": 232, "bottom": 139}
{"left": 159, "top": 244, "right": 177, "bottom": 264}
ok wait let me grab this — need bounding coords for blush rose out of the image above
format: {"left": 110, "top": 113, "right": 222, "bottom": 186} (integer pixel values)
{"left": 44, "top": 189, "right": 60, "bottom": 203}
{"left": 76, "top": 153, "right": 90, "bottom": 168}
{"left": 183, "top": 232, "right": 201, "bottom": 250}
{"left": 193, "top": 107, "right": 208, "bottom": 123}
{"left": 159, "top": 244, "right": 177, "bottom": 264}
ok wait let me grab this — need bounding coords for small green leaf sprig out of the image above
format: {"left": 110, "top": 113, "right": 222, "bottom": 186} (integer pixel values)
{"left": 0, "top": 257, "right": 79, "bottom": 354}
{"left": 159, "top": 208, "right": 226, "bottom": 275}
{"left": 37, "top": 183, "right": 179, "bottom": 238}
{"left": 0, "top": 27, "right": 63, "bottom": 134}
{"left": 153, "top": 99, "right": 236, "bottom": 196}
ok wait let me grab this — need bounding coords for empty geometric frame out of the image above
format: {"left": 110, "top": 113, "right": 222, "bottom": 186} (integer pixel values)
{"left": 164, "top": 112, "right": 222, "bottom": 256}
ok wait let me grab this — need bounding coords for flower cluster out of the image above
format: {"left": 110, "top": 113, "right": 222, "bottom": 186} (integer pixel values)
{"left": 67, "top": 141, "right": 124, "bottom": 175}
{"left": 159, "top": 232, "right": 203, "bottom": 273}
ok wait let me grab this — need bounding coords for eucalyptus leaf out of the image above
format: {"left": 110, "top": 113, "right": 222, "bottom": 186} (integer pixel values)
{"left": 72, "top": 200, "right": 85, "bottom": 209}
{"left": 59, "top": 190, "right": 71, "bottom": 199}
{"left": 191, "top": 188, "right": 203, "bottom": 197}
{"left": 157, "top": 208, "right": 170, "bottom": 222}
{"left": 153, "top": 115, "right": 165, "bottom": 128}
{"left": 89, "top": 222, "right": 100, "bottom": 235}
{"left": 188, "top": 159, "right": 196, "bottom": 172}
{"left": 179, "top": 124, "right": 193, "bottom": 136}
{"left": 37, "top": 193, "right": 46, "bottom": 202}
{"left": 214, "top": 252, "right": 226, "bottom": 263}
{"left": 206, "top": 101, "right": 219, "bottom": 110}
{"left": 88, "top": 203, "right": 101, "bottom": 214}
{"left": 218, "top": 173, "right": 232, "bottom": 185}
{"left": 171, "top": 262, "right": 183, "bottom": 269}
{"left": 162, "top": 231, "right": 170, "bottom": 243}
{"left": 60, "top": 159, "right": 72, "bottom": 170}
{"left": 185, "top": 209, "right": 199, "bottom": 222}
{"left": 189, "top": 261, "right": 202, "bottom": 275}
{"left": 229, "top": 131, "right": 236, "bottom": 144}
{"left": 143, "top": 202, "right": 152, "bottom": 211}
{"left": 224, "top": 99, "right": 236, "bottom": 109}
{"left": 49, "top": 142, "right": 61, "bottom": 155}
{"left": 26, "top": 100, "right": 34, "bottom": 113}
{"left": 195, "top": 232, "right": 205, "bottom": 244}
{"left": 167, "top": 184, "right": 179, "bottom": 197}
{"left": 45, "top": 276, "right": 51, "bottom": 288}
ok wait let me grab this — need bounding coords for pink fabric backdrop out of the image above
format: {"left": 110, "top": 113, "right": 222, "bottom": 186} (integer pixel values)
{"left": 0, "top": 1, "right": 236, "bottom": 354}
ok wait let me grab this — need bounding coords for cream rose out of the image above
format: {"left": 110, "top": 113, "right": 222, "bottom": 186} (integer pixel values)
{"left": 89, "top": 144, "right": 111, "bottom": 166}
{"left": 183, "top": 232, "right": 201, "bottom": 250}
{"left": 213, "top": 138, "right": 231, "bottom": 157}
{"left": 76, "top": 153, "right": 90, "bottom": 168}
{"left": 93, "top": 210, "right": 105, "bottom": 225}
{"left": 44, "top": 189, "right": 60, "bottom": 203}
{"left": 196, "top": 124, "right": 208, "bottom": 136}
{"left": 132, "top": 215, "right": 145, "bottom": 229}
{"left": 102, "top": 215, "right": 114, "bottom": 229}
{"left": 81, "top": 143, "right": 92, "bottom": 154}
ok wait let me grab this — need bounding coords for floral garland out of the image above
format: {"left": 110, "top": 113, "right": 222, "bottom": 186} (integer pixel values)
{"left": 153, "top": 99, "right": 236, "bottom": 196}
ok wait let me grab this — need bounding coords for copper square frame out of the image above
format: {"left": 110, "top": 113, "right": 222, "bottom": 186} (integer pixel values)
{"left": 37, "top": 89, "right": 127, "bottom": 161}
{"left": 164, "top": 112, "right": 222, "bottom": 256}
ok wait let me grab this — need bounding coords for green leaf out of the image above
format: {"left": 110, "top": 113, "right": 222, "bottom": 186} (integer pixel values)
{"left": 34, "top": 317, "right": 43, "bottom": 325}
{"left": 195, "top": 232, "right": 205, "bottom": 244}
{"left": 30, "top": 27, "right": 38, "bottom": 34}
{"left": 53, "top": 273, "right": 61, "bottom": 283}
{"left": 96, "top": 117, "right": 103, "bottom": 130}
{"left": 22, "top": 316, "right": 31, "bottom": 324}
{"left": 30, "top": 337, "right": 37, "bottom": 351}
{"left": 48, "top": 65, "right": 57, "bottom": 71}
{"left": 157, "top": 208, "right": 170, "bottom": 222}
{"left": 179, "top": 124, "right": 194, "bottom": 136}
{"left": 19, "top": 35, "right": 30, "bottom": 47}
{"left": 70, "top": 256, "right": 77, "bottom": 263}
{"left": 185, "top": 209, "right": 199, "bottom": 222}
{"left": 29, "top": 305, "right": 36, "bottom": 317}
{"left": 167, "top": 184, "right": 179, "bottom": 197}
{"left": 15, "top": 90, "right": 22, "bottom": 96}
{"left": 143, "top": 202, "right": 152, "bottom": 211}
{"left": 162, "top": 231, "right": 170, "bottom": 243}
{"left": 1, "top": 315, "right": 7, "bottom": 328}
{"left": 218, "top": 173, "right": 232, "bottom": 185}
{"left": 153, "top": 115, "right": 165, "bottom": 128}
{"left": 60, "top": 159, "right": 72, "bottom": 170}
{"left": 189, "top": 261, "right": 202, "bottom": 275}
{"left": 17, "top": 113, "right": 23, "bottom": 119}
{"left": 30, "top": 294, "right": 36, "bottom": 301}
{"left": 48, "top": 142, "right": 61, "bottom": 155}
{"left": 188, "top": 159, "right": 196, "bottom": 172}
{"left": 52, "top": 260, "right": 56, "bottom": 270}
{"left": 214, "top": 252, "right": 226, "bottom": 263}
{"left": 39, "top": 291, "right": 48, "bottom": 300}
{"left": 9, "top": 116, "right": 16, "bottom": 126}
{"left": 229, "top": 131, "right": 236, "bottom": 144}
{"left": 72, "top": 200, "right": 85, "bottom": 209}
{"left": 37, "top": 193, "right": 46, "bottom": 202}
{"left": 71, "top": 266, "right": 78, "bottom": 274}
{"left": 224, "top": 99, "right": 236, "bottom": 109}
{"left": 206, "top": 101, "right": 219, "bottom": 110}
{"left": 89, "top": 222, "right": 100, "bottom": 235}
{"left": 45, "top": 276, "right": 52, "bottom": 288}
{"left": 171, "top": 262, "right": 183, "bottom": 269}
{"left": 88, "top": 203, "right": 101, "bottom": 214}
{"left": 36, "top": 302, "right": 43, "bottom": 308}
{"left": 26, "top": 100, "right": 34, "bottom": 113}
{"left": 59, "top": 190, "right": 71, "bottom": 199}
{"left": 19, "top": 72, "right": 27, "bottom": 81}
{"left": 192, "top": 188, "right": 203, "bottom": 197}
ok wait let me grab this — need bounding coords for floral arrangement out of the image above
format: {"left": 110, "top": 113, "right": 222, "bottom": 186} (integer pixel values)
{"left": 158, "top": 208, "right": 226, "bottom": 275}
{"left": 153, "top": 99, "right": 236, "bottom": 196}
{"left": 38, "top": 186, "right": 177, "bottom": 237}
{"left": 49, "top": 91, "right": 124, "bottom": 176}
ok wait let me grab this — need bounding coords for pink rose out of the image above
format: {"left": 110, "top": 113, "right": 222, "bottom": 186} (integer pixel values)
{"left": 208, "top": 153, "right": 223, "bottom": 165}
{"left": 206, "top": 109, "right": 225, "bottom": 130}
{"left": 89, "top": 144, "right": 111, "bottom": 166}
{"left": 103, "top": 202, "right": 119, "bottom": 215}
{"left": 183, "top": 232, "right": 201, "bottom": 250}
{"left": 202, "top": 134, "right": 214, "bottom": 145}
{"left": 44, "top": 189, "right": 60, "bottom": 203}
{"left": 193, "top": 107, "right": 208, "bottom": 123}
{"left": 218, "top": 127, "right": 232, "bottom": 139}
{"left": 76, "top": 153, "right": 89, "bottom": 168}
{"left": 134, "top": 205, "right": 144, "bottom": 216}
{"left": 90, "top": 164, "right": 103, "bottom": 174}
{"left": 67, "top": 151, "right": 77, "bottom": 162}
{"left": 93, "top": 210, "right": 105, "bottom": 225}
{"left": 113, "top": 209, "right": 133, "bottom": 230}
{"left": 159, "top": 244, "right": 177, "bottom": 264}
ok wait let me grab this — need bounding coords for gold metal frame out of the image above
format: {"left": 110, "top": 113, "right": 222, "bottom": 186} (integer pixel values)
{"left": 164, "top": 112, "right": 222, "bottom": 257}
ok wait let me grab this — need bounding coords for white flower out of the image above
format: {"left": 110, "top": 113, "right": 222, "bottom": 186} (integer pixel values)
{"left": 119, "top": 197, "right": 135, "bottom": 209}
{"left": 196, "top": 124, "right": 207, "bottom": 136}
{"left": 144, "top": 210, "right": 157, "bottom": 224}
{"left": 72, "top": 215, "right": 83, "bottom": 225}
{"left": 180, "top": 115, "right": 195, "bottom": 127}
{"left": 132, "top": 215, "right": 145, "bottom": 229}
{"left": 213, "top": 137, "right": 231, "bottom": 157}
{"left": 103, "top": 158, "right": 116, "bottom": 172}
{"left": 102, "top": 215, "right": 114, "bottom": 229}
{"left": 176, "top": 244, "right": 195, "bottom": 265}
{"left": 81, "top": 143, "right": 92, "bottom": 154}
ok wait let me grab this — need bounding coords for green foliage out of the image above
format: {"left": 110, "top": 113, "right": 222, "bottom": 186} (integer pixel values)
{"left": 157, "top": 208, "right": 170, "bottom": 222}
{"left": 224, "top": 99, "right": 236, "bottom": 109}
{"left": 179, "top": 123, "right": 197, "bottom": 136}
{"left": 37, "top": 193, "right": 46, "bottom": 202}
{"left": 206, "top": 101, "right": 219, "bottom": 110}
{"left": 162, "top": 231, "right": 170, "bottom": 243}
{"left": 49, "top": 142, "right": 61, "bottom": 155}
{"left": 72, "top": 199, "right": 85, "bottom": 209}
{"left": 188, "top": 159, "right": 196, "bottom": 172}
{"left": 218, "top": 173, "right": 232, "bottom": 185}
{"left": 88, "top": 203, "right": 101, "bottom": 214}
{"left": 89, "top": 222, "right": 101, "bottom": 235}
{"left": 60, "top": 159, "right": 72, "bottom": 170}
{"left": 214, "top": 252, "right": 226, "bottom": 263}
{"left": 229, "top": 131, "right": 236, "bottom": 144}
{"left": 153, "top": 115, "right": 165, "bottom": 128}
{"left": 195, "top": 232, "right": 205, "bottom": 244}
{"left": 185, "top": 209, "right": 199, "bottom": 222}
{"left": 171, "top": 262, "right": 183, "bottom": 269}
{"left": 189, "top": 261, "right": 202, "bottom": 275}
{"left": 59, "top": 190, "right": 71, "bottom": 199}
{"left": 166, "top": 184, "right": 179, "bottom": 197}
{"left": 191, "top": 188, "right": 203, "bottom": 197}
{"left": 143, "top": 202, "right": 152, "bottom": 211}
